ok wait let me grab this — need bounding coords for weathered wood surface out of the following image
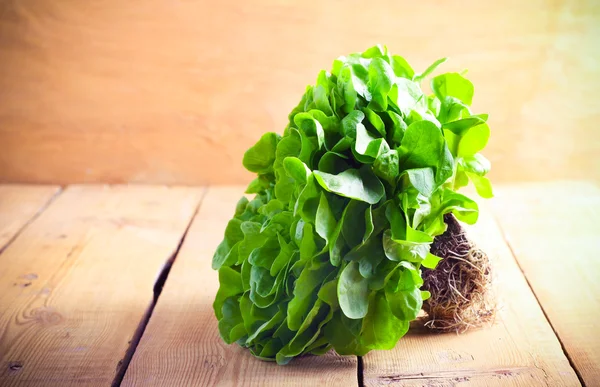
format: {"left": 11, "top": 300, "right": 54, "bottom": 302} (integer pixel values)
{"left": 0, "top": 185, "right": 60, "bottom": 250}
{"left": 1, "top": 183, "right": 597, "bottom": 386}
{"left": 1, "top": 0, "right": 599, "bottom": 185}
{"left": 0, "top": 185, "right": 203, "bottom": 386}
{"left": 121, "top": 187, "right": 358, "bottom": 387}
{"left": 492, "top": 181, "right": 600, "bottom": 386}
{"left": 362, "top": 199, "right": 580, "bottom": 386}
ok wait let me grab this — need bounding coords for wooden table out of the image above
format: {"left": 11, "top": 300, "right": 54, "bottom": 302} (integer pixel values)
{"left": 0, "top": 182, "right": 598, "bottom": 386}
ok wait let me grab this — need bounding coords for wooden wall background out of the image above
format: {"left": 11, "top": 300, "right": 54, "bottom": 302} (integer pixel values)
{"left": 0, "top": 0, "right": 598, "bottom": 185}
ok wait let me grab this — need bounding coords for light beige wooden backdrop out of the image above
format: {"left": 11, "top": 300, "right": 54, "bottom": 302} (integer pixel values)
{"left": 0, "top": 0, "right": 598, "bottom": 185}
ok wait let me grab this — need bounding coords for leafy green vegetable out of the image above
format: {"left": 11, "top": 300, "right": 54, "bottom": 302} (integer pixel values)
{"left": 212, "top": 45, "right": 493, "bottom": 364}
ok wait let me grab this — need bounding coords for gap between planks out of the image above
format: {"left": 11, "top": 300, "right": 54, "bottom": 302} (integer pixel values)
{"left": 490, "top": 181, "right": 600, "bottom": 386}
{"left": 491, "top": 214, "right": 586, "bottom": 387}
{"left": 358, "top": 356, "right": 365, "bottom": 387}
{"left": 0, "top": 184, "right": 206, "bottom": 386}
{"left": 111, "top": 187, "right": 209, "bottom": 387}
{"left": 0, "top": 185, "right": 62, "bottom": 255}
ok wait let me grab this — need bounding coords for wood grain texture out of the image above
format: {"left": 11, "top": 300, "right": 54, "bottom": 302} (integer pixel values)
{"left": 1, "top": 0, "right": 599, "bottom": 185}
{"left": 491, "top": 181, "right": 600, "bottom": 386}
{"left": 0, "top": 185, "right": 60, "bottom": 250}
{"left": 0, "top": 185, "right": 204, "bottom": 386}
{"left": 121, "top": 186, "right": 358, "bottom": 387}
{"left": 362, "top": 199, "right": 580, "bottom": 386}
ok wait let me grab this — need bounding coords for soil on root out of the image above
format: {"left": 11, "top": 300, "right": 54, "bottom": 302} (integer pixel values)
{"left": 422, "top": 214, "right": 495, "bottom": 333}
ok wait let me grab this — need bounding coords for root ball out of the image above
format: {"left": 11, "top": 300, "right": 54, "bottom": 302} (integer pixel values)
{"left": 422, "top": 214, "right": 495, "bottom": 333}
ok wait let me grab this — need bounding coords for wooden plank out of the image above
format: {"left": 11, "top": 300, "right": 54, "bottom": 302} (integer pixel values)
{"left": 122, "top": 186, "right": 358, "bottom": 387}
{"left": 0, "top": 185, "right": 60, "bottom": 250}
{"left": 1, "top": 0, "right": 599, "bottom": 185}
{"left": 362, "top": 199, "right": 580, "bottom": 386}
{"left": 0, "top": 185, "right": 204, "bottom": 386}
{"left": 491, "top": 181, "right": 600, "bottom": 385}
